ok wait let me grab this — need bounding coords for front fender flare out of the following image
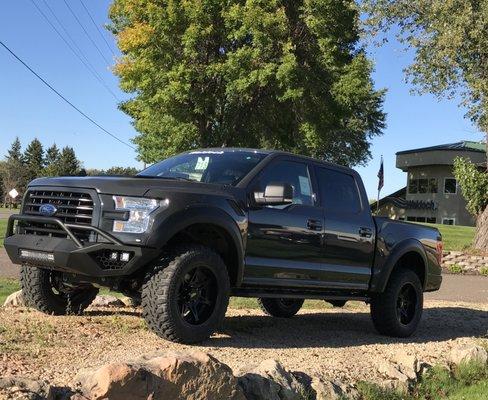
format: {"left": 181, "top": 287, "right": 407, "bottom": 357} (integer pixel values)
{"left": 147, "top": 206, "right": 245, "bottom": 286}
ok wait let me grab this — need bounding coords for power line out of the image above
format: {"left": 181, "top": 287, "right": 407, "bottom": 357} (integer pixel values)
{"left": 61, "top": 0, "right": 112, "bottom": 67}
{"left": 78, "top": 0, "right": 118, "bottom": 57}
{"left": 0, "top": 40, "right": 135, "bottom": 150}
{"left": 29, "top": 0, "right": 119, "bottom": 101}
{"left": 40, "top": 0, "right": 119, "bottom": 101}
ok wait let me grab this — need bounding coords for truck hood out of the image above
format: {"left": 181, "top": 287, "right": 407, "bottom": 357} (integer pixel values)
{"left": 29, "top": 176, "right": 238, "bottom": 198}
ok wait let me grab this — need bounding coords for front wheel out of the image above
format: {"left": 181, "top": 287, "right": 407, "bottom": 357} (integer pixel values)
{"left": 20, "top": 265, "right": 98, "bottom": 315}
{"left": 142, "top": 246, "right": 230, "bottom": 344}
{"left": 258, "top": 298, "right": 304, "bottom": 318}
{"left": 370, "top": 269, "right": 423, "bottom": 337}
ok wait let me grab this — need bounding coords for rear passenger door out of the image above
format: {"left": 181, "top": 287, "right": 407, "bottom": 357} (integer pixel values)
{"left": 314, "top": 166, "right": 375, "bottom": 290}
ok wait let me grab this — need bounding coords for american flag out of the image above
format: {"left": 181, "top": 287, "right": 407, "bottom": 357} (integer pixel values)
{"left": 377, "top": 156, "right": 384, "bottom": 191}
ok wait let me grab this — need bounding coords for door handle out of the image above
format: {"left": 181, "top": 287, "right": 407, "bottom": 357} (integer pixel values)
{"left": 307, "top": 219, "right": 322, "bottom": 231}
{"left": 359, "top": 227, "right": 373, "bottom": 238}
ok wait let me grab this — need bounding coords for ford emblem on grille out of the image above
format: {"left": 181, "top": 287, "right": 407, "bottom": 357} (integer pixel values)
{"left": 39, "top": 203, "right": 58, "bottom": 217}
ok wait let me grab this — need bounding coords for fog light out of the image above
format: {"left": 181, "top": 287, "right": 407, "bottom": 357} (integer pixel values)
{"left": 120, "top": 252, "right": 130, "bottom": 262}
{"left": 110, "top": 252, "right": 118, "bottom": 261}
{"left": 20, "top": 249, "right": 55, "bottom": 262}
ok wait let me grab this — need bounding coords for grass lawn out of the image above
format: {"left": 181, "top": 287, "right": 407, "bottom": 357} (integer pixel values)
{"left": 0, "top": 278, "right": 20, "bottom": 304}
{"left": 421, "top": 223, "right": 476, "bottom": 251}
{"left": 0, "top": 219, "right": 7, "bottom": 247}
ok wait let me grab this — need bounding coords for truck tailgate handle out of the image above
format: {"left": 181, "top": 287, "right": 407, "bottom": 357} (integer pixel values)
{"left": 359, "top": 227, "right": 373, "bottom": 238}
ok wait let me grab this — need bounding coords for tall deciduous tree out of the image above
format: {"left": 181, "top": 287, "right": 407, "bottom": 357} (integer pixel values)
{"left": 363, "top": 0, "right": 488, "bottom": 249}
{"left": 109, "top": 0, "right": 385, "bottom": 166}
{"left": 24, "top": 138, "right": 45, "bottom": 183}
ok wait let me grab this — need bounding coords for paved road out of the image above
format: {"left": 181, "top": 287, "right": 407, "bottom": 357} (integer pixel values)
{"left": 0, "top": 247, "right": 486, "bottom": 302}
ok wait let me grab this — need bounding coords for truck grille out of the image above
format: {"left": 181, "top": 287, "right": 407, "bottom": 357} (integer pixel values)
{"left": 21, "top": 190, "right": 95, "bottom": 242}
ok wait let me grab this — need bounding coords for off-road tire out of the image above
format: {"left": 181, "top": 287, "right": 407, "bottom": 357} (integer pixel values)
{"left": 20, "top": 265, "right": 98, "bottom": 315}
{"left": 258, "top": 298, "right": 304, "bottom": 318}
{"left": 327, "top": 300, "right": 347, "bottom": 308}
{"left": 370, "top": 269, "right": 423, "bottom": 337}
{"left": 141, "top": 245, "right": 230, "bottom": 344}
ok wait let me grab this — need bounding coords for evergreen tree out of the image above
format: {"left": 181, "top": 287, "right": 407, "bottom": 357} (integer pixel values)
{"left": 7, "top": 137, "right": 23, "bottom": 162}
{"left": 1, "top": 138, "right": 28, "bottom": 203}
{"left": 45, "top": 144, "right": 60, "bottom": 165}
{"left": 24, "top": 138, "right": 45, "bottom": 182}
{"left": 57, "top": 147, "right": 81, "bottom": 176}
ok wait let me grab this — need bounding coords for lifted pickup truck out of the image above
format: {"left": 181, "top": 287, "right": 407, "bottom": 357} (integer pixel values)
{"left": 4, "top": 148, "right": 442, "bottom": 343}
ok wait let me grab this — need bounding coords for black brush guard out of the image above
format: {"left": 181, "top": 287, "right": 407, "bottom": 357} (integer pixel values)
{"left": 4, "top": 215, "right": 158, "bottom": 277}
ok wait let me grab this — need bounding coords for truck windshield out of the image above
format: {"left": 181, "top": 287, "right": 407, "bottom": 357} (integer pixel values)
{"left": 137, "top": 150, "right": 266, "bottom": 185}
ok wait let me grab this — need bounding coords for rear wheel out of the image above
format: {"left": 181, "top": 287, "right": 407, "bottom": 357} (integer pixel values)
{"left": 258, "top": 298, "right": 304, "bottom": 318}
{"left": 370, "top": 269, "right": 423, "bottom": 337}
{"left": 20, "top": 265, "right": 98, "bottom": 315}
{"left": 142, "top": 245, "right": 230, "bottom": 344}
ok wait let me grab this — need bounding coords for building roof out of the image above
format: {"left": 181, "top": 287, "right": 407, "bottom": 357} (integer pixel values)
{"left": 396, "top": 141, "right": 486, "bottom": 155}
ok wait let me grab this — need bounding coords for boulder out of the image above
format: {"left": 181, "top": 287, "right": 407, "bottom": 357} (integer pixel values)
{"left": 90, "top": 295, "right": 125, "bottom": 308}
{"left": 76, "top": 351, "right": 245, "bottom": 400}
{"left": 391, "top": 353, "right": 419, "bottom": 380}
{"left": 238, "top": 359, "right": 307, "bottom": 400}
{"left": 3, "top": 290, "right": 25, "bottom": 307}
{"left": 0, "top": 376, "right": 54, "bottom": 399}
{"left": 449, "top": 345, "right": 488, "bottom": 366}
{"left": 310, "top": 377, "right": 345, "bottom": 400}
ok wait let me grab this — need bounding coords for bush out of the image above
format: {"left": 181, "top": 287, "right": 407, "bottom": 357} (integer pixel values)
{"left": 448, "top": 264, "right": 464, "bottom": 274}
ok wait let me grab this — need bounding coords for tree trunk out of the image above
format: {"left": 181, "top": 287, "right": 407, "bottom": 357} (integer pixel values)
{"left": 474, "top": 205, "right": 488, "bottom": 250}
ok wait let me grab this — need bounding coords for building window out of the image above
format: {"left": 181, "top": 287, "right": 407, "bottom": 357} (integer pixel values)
{"left": 406, "top": 216, "right": 431, "bottom": 223}
{"left": 398, "top": 217, "right": 406, "bottom": 221}
{"left": 426, "top": 217, "right": 437, "bottom": 224}
{"left": 418, "top": 179, "right": 428, "bottom": 193}
{"left": 429, "top": 179, "right": 438, "bottom": 193}
{"left": 408, "top": 177, "right": 438, "bottom": 194}
{"left": 442, "top": 217, "right": 455, "bottom": 225}
{"left": 408, "top": 178, "right": 418, "bottom": 194}
{"left": 444, "top": 178, "right": 457, "bottom": 194}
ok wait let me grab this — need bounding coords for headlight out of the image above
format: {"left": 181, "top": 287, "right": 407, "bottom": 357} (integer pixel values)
{"left": 112, "top": 196, "right": 168, "bottom": 233}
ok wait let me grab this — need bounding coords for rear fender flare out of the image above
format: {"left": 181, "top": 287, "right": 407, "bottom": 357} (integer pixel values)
{"left": 370, "top": 238, "right": 428, "bottom": 293}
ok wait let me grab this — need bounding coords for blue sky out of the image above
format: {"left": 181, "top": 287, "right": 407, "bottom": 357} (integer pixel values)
{"left": 0, "top": 1, "right": 484, "bottom": 200}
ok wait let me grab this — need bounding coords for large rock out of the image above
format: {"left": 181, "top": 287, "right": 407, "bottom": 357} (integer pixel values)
{"left": 76, "top": 351, "right": 245, "bottom": 400}
{"left": 449, "top": 345, "right": 488, "bottom": 366}
{"left": 0, "top": 376, "right": 54, "bottom": 399}
{"left": 3, "top": 290, "right": 25, "bottom": 307}
{"left": 90, "top": 295, "right": 125, "bottom": 308}
{"left": 238, "top": 359, "right": 307, "bottom": 400}
{"left": 310, "top": 377, "right": 345, "bottom": 400}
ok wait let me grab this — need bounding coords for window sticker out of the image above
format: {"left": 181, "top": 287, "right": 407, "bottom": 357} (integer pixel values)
{"left": 298, "top": 175, "right": 311, "bottom": 195}
{"left": 195, "top": 156, "right": 210, "bottom": 171}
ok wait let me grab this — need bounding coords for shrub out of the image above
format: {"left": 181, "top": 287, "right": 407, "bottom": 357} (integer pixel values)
{"left": 448, "top": 264, "right": 463, "bottom": 274}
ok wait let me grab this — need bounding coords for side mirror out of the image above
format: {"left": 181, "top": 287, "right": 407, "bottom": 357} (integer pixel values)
{"left": 254, "top": 182, "right": 293, "bottom": 205}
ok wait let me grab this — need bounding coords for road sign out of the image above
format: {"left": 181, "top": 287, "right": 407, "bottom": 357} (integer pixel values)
{"left": 8, "top": 188, "right": 19, "bottom": 199}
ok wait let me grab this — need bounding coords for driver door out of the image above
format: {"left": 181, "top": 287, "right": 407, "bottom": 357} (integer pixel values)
{"left": 243, "top": 158, "right": 326, "bottom": 288}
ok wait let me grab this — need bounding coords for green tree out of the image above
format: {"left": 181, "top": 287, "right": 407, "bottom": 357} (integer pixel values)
{"left": 363, "top": 0, "right": 488, "bottom": 249}
{"left": 45, "top": 144, "right": 60, "bottom": 165}
{"left": 109, "top": 0, "right": 385, "bottom": 166}
{"left": 1, "top": 138, "right": 28, "bottom": 204}
{"left": 57, "top": 147, "right": 81, "bottom": 176}
{"left": 23, "top": 138, "right": 45, "bottom": 182}
{"left": 7, "top": 137, "right": 23, "bottom": 162}
{"left": 105, "top": 166, "right": 139, "bottom": 176}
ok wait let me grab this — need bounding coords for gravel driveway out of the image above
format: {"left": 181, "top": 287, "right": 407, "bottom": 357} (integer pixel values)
{"left": 1, "top": 300, "right": 486, "bottom": 387}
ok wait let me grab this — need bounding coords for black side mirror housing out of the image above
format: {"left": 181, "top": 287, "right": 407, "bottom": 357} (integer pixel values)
{"left": 254, "top": 182, "right": 293, "bottom": 205}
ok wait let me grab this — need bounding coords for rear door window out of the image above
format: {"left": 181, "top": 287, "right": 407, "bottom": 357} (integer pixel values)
{"left": 315, "top": 167, "right": 361, "bottom": 214}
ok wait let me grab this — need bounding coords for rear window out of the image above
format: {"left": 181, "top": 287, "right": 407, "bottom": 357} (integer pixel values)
{"left": 315, "top": 167, "right": 361, "bottom": 214}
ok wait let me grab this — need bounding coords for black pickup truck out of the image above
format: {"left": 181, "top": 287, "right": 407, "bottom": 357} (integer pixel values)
{"left": 4, "top": 148, "right": 443, "bottom": 343}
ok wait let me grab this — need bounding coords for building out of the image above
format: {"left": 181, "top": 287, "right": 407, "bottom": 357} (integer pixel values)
{"left": 374, "top": 141, "right": 486, "bottom": 226}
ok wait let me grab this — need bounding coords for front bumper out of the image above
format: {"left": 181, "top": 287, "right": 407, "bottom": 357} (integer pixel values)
{"left": 4, "top": 215, "right": 159, "bottom": 277}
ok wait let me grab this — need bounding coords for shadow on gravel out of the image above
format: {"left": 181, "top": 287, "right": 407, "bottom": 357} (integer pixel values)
{"left": 84, "top": 309, "right": 141, "bottom": 317}
{"left": 212, "top": 307, "right": 488, "bottom": 348}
